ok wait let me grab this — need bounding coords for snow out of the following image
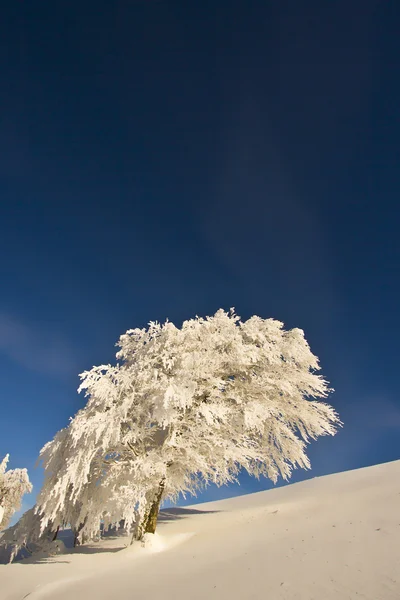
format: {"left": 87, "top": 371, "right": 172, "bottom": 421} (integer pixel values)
{"left": 1, "top": 459, "right": 399, "bottom": 600}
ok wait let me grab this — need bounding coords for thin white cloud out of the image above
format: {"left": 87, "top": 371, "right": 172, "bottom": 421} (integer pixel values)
{"left": 345, "top": 394, "right": 400, "bottom": 431}
{"left": 0, "top": 313, "right": 78, "bottom": 378}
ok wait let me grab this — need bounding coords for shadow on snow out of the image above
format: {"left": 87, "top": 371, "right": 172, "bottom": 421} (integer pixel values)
{"left": 0, "top": 506, "right": 219, "bottom": 564}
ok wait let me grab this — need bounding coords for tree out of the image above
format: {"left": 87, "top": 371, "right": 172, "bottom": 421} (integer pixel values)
{"left": 0, "top": 455, "right": 32, "bottom": 530}
{"left": 36, "top": 309, "right": 341, "bottom": 543}
{"left": 0, "top": 507, "right": 63, "bottom": 562}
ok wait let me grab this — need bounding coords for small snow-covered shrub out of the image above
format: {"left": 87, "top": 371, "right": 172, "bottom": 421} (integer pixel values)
{"left": 0, "top": 455, "right": 32, "bottom": 530}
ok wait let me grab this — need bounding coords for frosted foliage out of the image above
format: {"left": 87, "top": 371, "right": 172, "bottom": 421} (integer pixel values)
{"left": 0, "top": 455, "right": 32, "bottom": 529}
{"left": 0, "top": 508, "right": 49, "bottom": 562}
{"left": 36, "top": 310, "right": 340, "bottom": 542}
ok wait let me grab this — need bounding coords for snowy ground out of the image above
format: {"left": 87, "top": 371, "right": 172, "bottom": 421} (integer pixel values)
{"left": 1, "top": 459, "right": 399, "bottom": 600}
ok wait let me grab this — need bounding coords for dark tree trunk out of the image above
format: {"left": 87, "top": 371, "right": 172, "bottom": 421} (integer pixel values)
{"left": 73, "top": 530, "right": 80, "bottom": 547}
{"left": 134, "top": 478, "right": 166, "bottom": 542}
{"left": 73, "top": 520, "right": 86, "bottom": 547}
{"left": 52, "top": 526, "right": 60, "bottom": 541}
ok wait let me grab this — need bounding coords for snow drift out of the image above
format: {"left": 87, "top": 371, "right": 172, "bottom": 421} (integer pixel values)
{"left": 1, "top": 459, "right": 399, "bottom": 600}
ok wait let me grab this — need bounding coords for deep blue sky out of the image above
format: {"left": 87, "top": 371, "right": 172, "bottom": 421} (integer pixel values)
{"left": 1, "top": 1, "right": 399, "bottom": 514}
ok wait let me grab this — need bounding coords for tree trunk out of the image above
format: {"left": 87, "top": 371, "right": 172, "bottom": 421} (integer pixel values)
{"left": 134, "top": 478, "right": 166, "bottom": 542}
{"left": 73, "top": 520, "right": 86, "bottom": 547}
{"left": 52, "top": 525, "right": 60, "bottom": 542}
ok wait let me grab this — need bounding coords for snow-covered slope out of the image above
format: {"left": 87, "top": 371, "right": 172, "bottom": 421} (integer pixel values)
{"left": 1, "top": 460, "right": 399, "bottom": 600}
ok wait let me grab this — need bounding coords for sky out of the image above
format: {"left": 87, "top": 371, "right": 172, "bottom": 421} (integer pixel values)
{"left": 1, "top": 0, "right": 399, "bottom": 515}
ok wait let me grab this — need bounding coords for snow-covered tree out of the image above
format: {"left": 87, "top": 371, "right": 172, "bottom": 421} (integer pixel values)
{"left": 0, "top": 455, "right": 32, "bottom": 530}
{"left": 36, "top": 309, "right": 341, "bottom": 543}
{"left": 0, "top": 507, "right": 63, "bottom": 563}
